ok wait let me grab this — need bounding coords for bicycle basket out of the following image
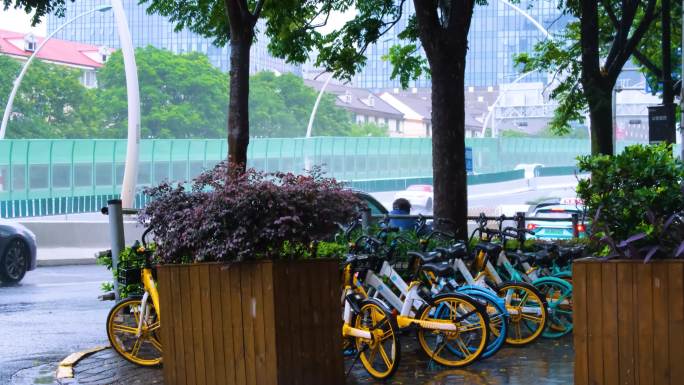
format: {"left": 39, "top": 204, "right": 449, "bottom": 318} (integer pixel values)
{"left": 117, "top": 259, "right": 144, "bottom": 286}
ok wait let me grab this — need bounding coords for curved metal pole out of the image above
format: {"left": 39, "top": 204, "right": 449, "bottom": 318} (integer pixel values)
{"left": 479, "top": 1, "right": 551, "bottom": 138}
{"left": 0, "top": 5, "right": 112, "bottom": 140}
{"left": 306, "top": 73, "right": 333, "bottom": 138}
{"left": 111, "top": 0, "right": 140, "bottom": 208}
{"left": 480, "top": 70, "right": 535, "bottom": 137}
{"left": 499, "top": 0, "right": 550, "bottom": 38}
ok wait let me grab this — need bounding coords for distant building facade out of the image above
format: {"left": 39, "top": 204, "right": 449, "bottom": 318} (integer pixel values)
{"left": 305, "top": 79, "right": 404, "bottom": 136}
{"left": 0, "top": 29, "right": 113, "bottom": 87}
{"left": 46, "top": 0, "right": 300, "bottom": 75}
{"left": 354, "top": 0, "right": 570, "bottom": 90}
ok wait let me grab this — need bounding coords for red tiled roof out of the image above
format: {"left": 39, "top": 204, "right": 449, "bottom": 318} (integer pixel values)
{"left": 0, "top": 29, "right": 113, "bottom": 69}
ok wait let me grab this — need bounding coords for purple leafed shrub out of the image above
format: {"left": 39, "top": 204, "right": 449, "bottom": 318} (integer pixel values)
{"left": 139, "top": 163, "right": 361, "bottom": 264}
{"left": 595, "top": 209, "right": 684, "bottom": 263}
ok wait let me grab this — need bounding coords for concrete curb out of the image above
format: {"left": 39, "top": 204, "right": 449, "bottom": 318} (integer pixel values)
{"left": 56, "top": 346, "right": 109, "bottom": 379}
{"left": 37, "top": 258, "right": 98, "bottom": 267}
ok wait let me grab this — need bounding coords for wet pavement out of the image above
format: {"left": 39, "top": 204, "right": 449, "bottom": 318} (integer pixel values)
{"left": 46, "top": 336, "right": 572, "bottom": 385}
{"left": 0, "top": 265, "right": 111, "bottom": 385}
{"left": 2, "top": 264, "right": 574, "bottom": 385}
{"left": 346, "top": 336, "right": 573, "bottom": 385}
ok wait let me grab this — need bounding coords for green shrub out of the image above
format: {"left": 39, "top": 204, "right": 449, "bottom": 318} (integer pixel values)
{"left": 576, "top": 143, "right": 684, "bottom": 252}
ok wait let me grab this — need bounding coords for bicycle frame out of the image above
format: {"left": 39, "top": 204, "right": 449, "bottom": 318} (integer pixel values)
{"left": 136, "top": 267, "right": 160, "bottom": 338}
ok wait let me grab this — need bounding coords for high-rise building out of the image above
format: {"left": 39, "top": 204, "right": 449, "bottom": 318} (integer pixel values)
{"left": 354, "top": 0, "right": 571, "bottom": 90}
{"left": 46, "top": 0, "right": 301, "bottom": 75}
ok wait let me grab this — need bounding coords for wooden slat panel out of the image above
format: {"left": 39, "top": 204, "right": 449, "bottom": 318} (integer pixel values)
{"left": 636, "top": 263, "right": 654, "bottom": 385}
{"left": 307, "top": 262, "right": 323, "bottom": 385}
{"left": 252, "top": 262, "right": 267, "bottom": 385}
{"left": 220, "top": 265, "right": 237, "bottom": 385}
{"left": 198, "top": 265, "right": 216, "bottom": 385}
{"left": 240, "top": 264, "right": 257, "bottom": 385}
{"left": 274, "top": 263, "right": 292, "bottom": 385}
{"left": 157, "top": 266, "right": 176, "bottom": 385}
{"left": 617, "top": 263, "right": 636, "bottom": 385}
{"left": 573, "top": 262, "right": 589, "bottom": 385}
{"left": 261, "top": 262, "right": 278, "bottom": 385}
{"left": 209, "top": 265, "right": 227, "bottom": 385}
{"left": 229, "top": 265, "right": 247, "bottom": 385}
{"left": 325, "top": 261, "right": 345, "bottom": 385}
{"left": 652, "top": 263, "right": 670, "bottom": 384}
{"left": 179, "top": 266, "right": 196, "bottom": 385}
{"left": 668, "top": 263, "right": 684, "bottom": 385}
{"left": 189, "top": 266, "right": 207, "bottom": 385}
{"left": 170, "top": 266, "right": 187, "bottom": 385}
{"left": 298, "top": 262, "right": 314, "bottom": 384}
{"left": 601, "top": 263, "right": 619, "bottom": 385}
{"left": 586, "top": 262, "right": 604, "bottom": 384}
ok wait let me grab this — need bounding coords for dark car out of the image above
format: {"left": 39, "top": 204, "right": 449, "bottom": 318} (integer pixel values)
{"left": 354, "top": 190, "right": 389, "bottom": 216}
{"left": 0, "top": 219, "right": 37, "bottom": 284}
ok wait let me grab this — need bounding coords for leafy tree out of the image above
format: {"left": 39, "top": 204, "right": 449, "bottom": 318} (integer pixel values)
{"left": 249, "top": 71, "right": 352, "bottom": 137}
{"left": 312, "top": 0, "right": 489, "bottom": 237}
{"left": 348, "top": 122, "right": 388, "bottom": 137}
{"left": 0, "top": 55, "right": 96, "bottom": 138}
{"left": 515, "top": 0, "right": 659, "bottom": 155}
{"left": 140, "top": 0, "right": 349, "bottom": 168}
{"left": 96, "top": 47, "right": 229, "bottom": 139}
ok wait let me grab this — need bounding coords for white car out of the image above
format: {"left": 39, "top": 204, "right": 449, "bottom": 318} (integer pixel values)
{"left": 394, "top": 184, "right": 434, "bottom": 211}
{"left": 514, "top": 163, "right": 544, "bottom": 179}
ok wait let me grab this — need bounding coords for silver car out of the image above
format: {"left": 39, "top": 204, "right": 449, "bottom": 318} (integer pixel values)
{"left": 0, "top": 219, "right": 37, "bottom": 284}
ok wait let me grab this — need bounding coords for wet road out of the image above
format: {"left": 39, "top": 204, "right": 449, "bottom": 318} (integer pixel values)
{"left": 347, "top": 336, "right": 574, "bottom": 385}
{"left": 0, "top": 265, "right": 111, "bottom": 384}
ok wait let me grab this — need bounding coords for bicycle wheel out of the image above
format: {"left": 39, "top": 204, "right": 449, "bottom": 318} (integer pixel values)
{"left": 416, "top": 294, "right": 489, "bottom": 367}
{"left": 496, "top": 282, "right": 548, "bottom": 346}
{"left": 534, "top": 279, "right": 573, "bottom": 338}
{"left": 446, "top": 288, "right": 508, "bottom": 359}
{"left": 352, "top": 298, "right": 400, "bottom": 380}
{"left": 106, "top": 297, "right": 162, "bottom": 366}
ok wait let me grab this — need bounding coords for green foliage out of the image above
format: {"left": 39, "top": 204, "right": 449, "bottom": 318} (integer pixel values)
{"left": 576, "top": 143, "right": 684, "bottom": 243}
{"left": 516, "top": 1, "right": 673, "bottom": 134}
{"left": 2, "top": 48, "right": 372, "bottom": 139}
{"left": 0, "top": 56, "right": 98, "bottom": 138}
{"left": 96, "top": 243, "right": 157, "bottom": 298}
{"left": 348, "top": 122, "right": 388, "bottom": 137}
{"left": 96, "top": 47, "right": 229, "bottom": 139}
{"left": 249, "top": 71, "right": 352, "bottom": 137}
{"left": 383, "top": 44, "right": 430, "bottom": 89}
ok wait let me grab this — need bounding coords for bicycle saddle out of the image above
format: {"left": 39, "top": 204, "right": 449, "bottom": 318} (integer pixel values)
{"left": 474, "top": 242, "right": 502, "bottom": 256}
{"left": 407, "top": 251, "right": 443, "bottom": 263}
{"left": 435, "top": 243, "right": 468, "bottom": 259}
{"left": 420, "top": 263, "right": 456, "bottom": 278}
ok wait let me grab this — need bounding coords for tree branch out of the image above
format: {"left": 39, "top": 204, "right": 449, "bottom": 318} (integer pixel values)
{"left": 633, "top": 49, "right": 663, "bottom": 78}
{"left": 251, "top": 0, "right": 265, "bottom": 20}
{"left": 608, "top": 0, "right": 658, "bottom": 79}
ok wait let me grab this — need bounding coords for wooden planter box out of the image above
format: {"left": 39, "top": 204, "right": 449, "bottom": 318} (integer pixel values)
{"left": 573, "top": 259, "right": 684, "bottom": 385}
{"left": 157, "top": 259, "right": 344, "bottom": 385}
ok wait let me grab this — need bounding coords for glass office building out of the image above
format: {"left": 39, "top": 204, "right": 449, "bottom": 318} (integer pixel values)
{"left": 46, "top": 0, "right": 301, "bottom": 75}
{"left": 354, "top": 0, "right": 571, "bottom": 90}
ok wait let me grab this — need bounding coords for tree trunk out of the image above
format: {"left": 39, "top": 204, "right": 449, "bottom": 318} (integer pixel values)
{"left": 586, "top": 84, "right": 614, "bottom": 155}
{"left": 431, "top": 58, "right": 468, "bottom": 239}
{"left": 227, "top": 35, "right": 252, "bottom": 169}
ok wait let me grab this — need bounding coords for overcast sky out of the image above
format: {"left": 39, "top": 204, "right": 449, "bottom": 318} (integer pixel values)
{"left": 0, "top": 6, "right": 350, "bottom": 37}
{"left": 0, "top": 8, "right": 46, "bottom": 34}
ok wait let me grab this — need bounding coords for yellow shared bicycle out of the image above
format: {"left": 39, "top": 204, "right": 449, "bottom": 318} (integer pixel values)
{"left": 106, "top": 229, "right": 162, "bottom": 366}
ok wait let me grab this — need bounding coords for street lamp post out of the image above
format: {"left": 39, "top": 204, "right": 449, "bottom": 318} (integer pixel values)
{"left": 0, "top": 5, "right": 112, "bottom": 140}
{"left": 0, "top": 1, "right": 140, "bottom": 208}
